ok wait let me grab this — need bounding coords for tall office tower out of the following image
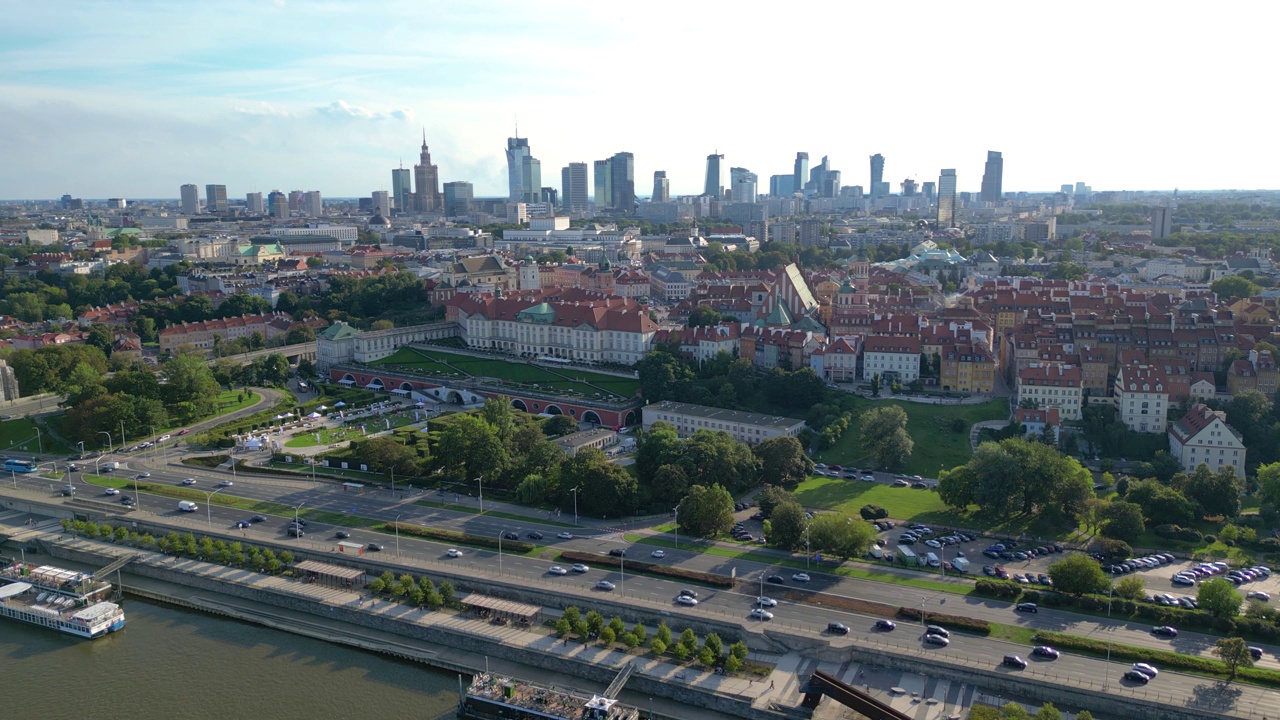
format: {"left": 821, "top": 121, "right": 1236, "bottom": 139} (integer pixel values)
{"left": 901, "top": 179, "right": 918, "bottom": 197}
{"left": 1075, "top": 182, "right": 1087, "bottom": 195}
{"left": 392, "top": 166, "right": 412, "bottom": 211}
{"left": 371, "top": 191, "right": 391, "bottom": 218}
{"left": 869, "top": 154, "right": 885, "bottom": 199}
{"left": 179, "top": 184, "right": 199, "bottom": 214}
{"left": 769, "top": 174, "right": 796, "bottom": 196}
{"left": 922, "top": 182, "right": 936, "bottom": 202}
{"left": 980, "top": 151, "right": 1003, "bottom": 201}
{"left": 730, "top": 168, "right": 757, "bottom": 203}
{"left": 1061, "top": 184, "right": 1074, "bottom": 195}
{"left": 268, "top": 190, "right": 288, "bottom": 219}
{"left": 808, "top": 155, "right": 837, "bottom": 197}
{"left": 245, "top": 192, "right": 264, "bottom": 214}
{"left": 594, "top": 159, "right": 613, "bottom": 209}
{"left": 288, "top": 190, "right": 305, "bottom": 212}
{"left": 540, "top": 187, "right": 558, "bottom": 206}
{"left": 561, "top": 162, "right": 589, "bottom": 212}
{"left": 652, "top": 171, "right": 670, "bottom": 202}
{"left": 413, "top": 131, "right": 443, "bottom": 213}
{"left": 443, "top": 181, "right": 473, "bottom": 216}
{"left": 303, "top": 191, "right": 323, "bottom": 218}
{"left": 822, "top": 170, "right": 841, "bottom": 198}
{"left": 703, "top": 153, "right": 724, "bottom": 197}
{"left": 609, "top": 152, "right": 635, "bottom": 213}
{"left": 937, "top": 169, "right": 957, "bottom": 228}
{"left": 1151, "top": 206, "right": 1173, "bottom": 240}
{"left": 793, "top": 152, "right": 809, "bottom": 196}
{"left": 506, "top": 135, "right": 541, "bottom": 203}
{"left": 204, "top": 184, "right": 228, "bottom": 212}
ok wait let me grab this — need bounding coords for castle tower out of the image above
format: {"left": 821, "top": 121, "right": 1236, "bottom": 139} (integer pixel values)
{"left": 518, "top": 256, "right": 541, "bottom": 291}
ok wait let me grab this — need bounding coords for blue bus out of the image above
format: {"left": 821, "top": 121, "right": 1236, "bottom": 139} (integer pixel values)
{"left": 3, "top": 459, "right": 37, "bottom": 474}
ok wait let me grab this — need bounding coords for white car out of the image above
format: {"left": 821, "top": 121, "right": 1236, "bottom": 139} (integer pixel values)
{"left": 1132, "top": 663, "right": 1159, "bottom": 678}
{"left": 446, "top": 549, "right": 463, "bottom": 558}
{"left": 750, "top": 608, "right": 774, "bottom": 620}
{"left": 792, "top": 573, "right": 811, "bottom": 583}
{"left": 1247, "top": 591, "right": 1271, "bottom": 602}
{"left": 756, "top": 597, "right": 778, "bottom": 607}
{"left": 548, "top": 566, "right": 568, "bottom": 576}
{"left": 158, "top": 434, "right": 171, "bottom": 442}
{"left": 181, "top": 478, "right": 197, "bottom": 486}
{"left": 218, "top": 480, "right": 233, "bottom": 487}
{"left": 557, "top": 532, "right": 574, "bottom": 540}
{"left": 651, "top": 550, "right": 666, "bottom": 558}
{"left": 103, "top": 488, "right": 120, "bottom": 496}
{"left": 676, "top": 595, "right": 698, "bottom": 606}
{"left": 595, "top": 580, "right": 615, "bottom": 591}
{"left": 571, "top": 564, "right": 590, "bottom": 573}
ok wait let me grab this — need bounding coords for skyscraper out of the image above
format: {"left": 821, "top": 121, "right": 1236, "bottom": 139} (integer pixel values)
{"left": 443, "top": 182, "right": 473, "bottom": 216}
{"left": 937, "top": 169, "right": 957, "bottom": 228}
{"left": 730, "top": 168, "right": 757, "bottom": 203}
{"left": 303, "top": 191, "right": 323, "bottom": 218}
{"left": 506, "top": 135, "right": 541, "bottom": 203}
{"left": 900, "top": 179, "right": 918, "bottom": 197}
{"left": 371, "top": 191, "right": 391, "bottom": 218}
{"left": 268, "top": 190, "right": 287, "bottom": 219}
{"left": 204, "top": 184, "right": 227, "bottom": 212}
{"left": 980, "top": 151, "right": 1003, "bottom": 202}
{"left": 392, "top": 166, "right": 412, "bottom": 212}
{"left": 869, "top": 154, "right": 884, "bottom": 200}
{"left": 245, "top": 192, "right": 264, "bottom": 214}
{"left": 561, "top": 163, "right": 589, "bottom": 212}
{"left": 921, "top": 182, "right": 936, "bottom": 202}
{"left": 414, "top": 131, "right": 442, "bottom": 213}
{"left": 652, "top": 171, "right": 670, "bottom": 202}
{"left": 594, "top": 159, "right": 612, "bottom": 209}
{"left": 793, "top": 153, "right": 809, "bottom": 197}
{"left": 179, "top": 184, "right": 199, "bottom": 214}
{"left": 704, "top": 153, "right": 724, "bottom": 197}
{"left": 609, "top": 152, "right": 635, "bottom": 212}
{"left": 1151, "top": 206, "right": 1173, "bottom": 240}
{"left": 769, "top": 175, "right": 796, "bottom": 197}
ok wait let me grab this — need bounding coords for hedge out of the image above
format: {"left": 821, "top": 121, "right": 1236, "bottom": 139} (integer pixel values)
{"left": 1033, "top": 630, "right": 1280, "bottom": 689}
{"left": 386, "top": 522, "right": 535, "bottom": 553}
{"left": 895, "top": 607, "right": 991, "bottom": 635}
{"left": 558, "top": 550, "right": 735, "bottom": 589}
{"left": 974, "top": 579, "right": 1022, "bottom": 599}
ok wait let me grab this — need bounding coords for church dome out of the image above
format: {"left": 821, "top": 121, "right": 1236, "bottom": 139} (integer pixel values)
{"left": 369, "top": 214, "right": 391, "bottom": 227}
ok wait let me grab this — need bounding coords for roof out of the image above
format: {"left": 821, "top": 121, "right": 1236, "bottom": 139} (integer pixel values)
{"left": 1169, "top": 404, "right": 1244, "bottom": 445}
{"left": 459, "top": 594, "right": 540, "bottom": 619}
{"left": 646, "top": 400, "right": 806, "bottom": 430}
{"left": 319, "top": 322, "right": 360, "bottom": 341}
{"left": 295, "top": 560, "right": 364, "bottom": 580}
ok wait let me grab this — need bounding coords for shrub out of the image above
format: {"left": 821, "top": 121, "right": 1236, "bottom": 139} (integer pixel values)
{"left": 1092, "top": 537, "right": 1132, "bottom": 560}
{"left": 974, "top": 579, "right": 1022, "bottom": 599}
{"left": 859, "top": 504, "right": 889, "bottom": 520}
{"left": 387, "top": 522, "right": 534, "bottom": 553}
{"left": 559, "top": 550, "right": 733, "bottom": 588}
{"left": 1153, "top": 524, "right": 1204, "bottom": 542}
{"left": 650, "top": 639, "right": 667, "bottom": 655}
{"left": 895, "top": 607, "right": 990, "bottom": 635}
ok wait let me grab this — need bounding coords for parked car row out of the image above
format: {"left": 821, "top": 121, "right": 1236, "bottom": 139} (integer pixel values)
{"left": 1106, "top": 553, "right": 1175, "bottom": 574}
{"left": 984, "top": 542, "right": 1064, "bottom": 561}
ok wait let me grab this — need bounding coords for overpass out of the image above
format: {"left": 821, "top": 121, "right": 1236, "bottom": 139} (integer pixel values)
{"left": 215, "top": 342, "right": 317, "bottom": 366}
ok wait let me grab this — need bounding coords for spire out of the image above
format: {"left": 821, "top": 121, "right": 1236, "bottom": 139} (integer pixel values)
{"left": 421, "top": 127, "right": 427, "bottom": 149}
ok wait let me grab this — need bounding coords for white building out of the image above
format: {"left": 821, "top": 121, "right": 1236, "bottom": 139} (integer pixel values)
{"left": 810, "top": 337, "right": 861, "bottom": 383}
{"left": 1114, "top": 364, "right": 1170, "bottom": 433}
{"left": 862, "top": 335, "right": 920, "bottom": 382}
{"left": 1016, "top": 362, "right": 1084, "bottom": 421}
{"left": 270, "top": 225, "right": 358, "bottom": 243}
{"left": 1168, "top": 404, "right": 1246, "bottom": 478}
{"left": 643, "top": 400, "right": 806, "bottom": 446}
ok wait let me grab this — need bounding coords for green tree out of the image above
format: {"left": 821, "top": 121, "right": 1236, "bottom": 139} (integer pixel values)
{"left": 729, "top": 640, "right": 749, "bottom": 661}
{"left": 480, "top": 396, "right": 517, "bottom": 444}
{"left": 1125, "top": 479, "right": 1197, "bottom": 526}
{"left": 654, "top": 621, "right": 672, "bottom": 647}
{"left": 757, "top": 485, "right": 794, "bottom": 517}
{"left": 1101, "top": 501, "right": 1145, "bottom": 543}
{"left": 678, "top": 628, "right": 697, "bottom": 654}
{"left": 434, "top": 414, "right": 508, "bottom": 481}
{"left": 554, "top": 618, "right": 572, "bottom": 635}
{"left": 1214, "top": 637, "right": 1255, "bottom": 680}
{"left": 678, "top": 430, "right": 759, "bottom": 494}
{"left": 1114, "top": 574, "right": 1147, "bottom": 600}
{"left": 599, "top": 627, "right": 616, "bottom": 645}
{"left": 1198, "top": 578, "right": 1243, "bottom": 618}
{"left": 542, "top": 414, "right": 578, "bottom": 437}
{"left": 162, "top": 352, "right": 220, "bottom": 421}
{"left": 754, "top": 435, "right": 814, "bottom": 485}
{"left": 585, "top": 611, "right": 605, "bottom": 636}
{"left": 650, "top": 639, "right": 667, "bottom": 655}
{"left": 1178, "top": 464, "right": 1243, "bottom": 517}
{"left": 859, "top": 406, "right": 913, "bottom": 470}
{"left": 807, "top": 513, "right": 876, "bottom": 560}
{"left": 723, "top": 654, "right": 742, "bottom": 673}
{"left": 1047, "top": 554, "right": 1110, "bottom": 595}
{"left": 284, "top": 324, "right": 316, "bottom": 344}
{"left": 356, "top": 436, "right": 420, "bottom": 476}
{"left": 677, "top": 484, "right": 735, "bottom": 537}
{"left": 562, "top": 448, "right": 638, "bottom": 517}
{"left": 636, "top": 349, "right": 695, "bottom": 403}
{"left": 687, "top": 305, "right": 723, "bottom": 327}
{"left": 1211, "top": 275, "right": 1261, "bottom": 300}
{"left": 1259, "top": 461, "right": 1280, "bottom": 507}
{"left": 1033, "top": 703, "right": 1063, "bottom": 720}
{"left": 769, "top": 501, "right": 807, "bottom": 550}
{"left": 630, "top": 623, "right": 647, "bottom": 646}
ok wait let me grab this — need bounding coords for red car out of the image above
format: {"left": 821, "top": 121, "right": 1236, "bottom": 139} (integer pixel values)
{"left": 177, "top": 428, "right": 191, "bottom": 436}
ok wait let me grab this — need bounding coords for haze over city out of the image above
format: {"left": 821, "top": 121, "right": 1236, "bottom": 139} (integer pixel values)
{"left": 2, "top": 0, "right": 1276, "bottom": 200}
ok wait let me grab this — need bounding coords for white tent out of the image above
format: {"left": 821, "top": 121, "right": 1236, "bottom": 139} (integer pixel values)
{"left": 306, "top": 412, "right": 322, "bottom": 419}
{"left": 334, "top": 401, "right": 346, "bottom": 407}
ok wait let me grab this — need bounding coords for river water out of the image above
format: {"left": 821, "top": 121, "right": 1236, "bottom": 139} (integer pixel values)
{"left": 0, "top": 597, "right": 460, "bottom": 719}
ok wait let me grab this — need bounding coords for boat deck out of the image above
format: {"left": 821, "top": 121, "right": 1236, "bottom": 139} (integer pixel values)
{"left": 464, "top": 673, "right": 640, "bottom": 720}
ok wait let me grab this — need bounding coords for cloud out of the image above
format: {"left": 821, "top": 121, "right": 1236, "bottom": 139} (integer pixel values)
{"left": 315, "top": 100, "right": 413, "bottom": 122}
{"left": 233, "top": 101, "right": 293, "bottom": 117}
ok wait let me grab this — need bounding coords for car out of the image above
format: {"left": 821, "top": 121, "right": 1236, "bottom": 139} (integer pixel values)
{"left": 0, "top": 414, "right": 11, "bottom": 420}
{"left": 235, "top": 520, "right": 251, "bottom": 529}
{"left": 923, "top": 634, "right": 950, "bottom": 647}
{"left": 750, "top": 608, "right": 774, "bottom": 620}
{"left": 1172, "top": 575, "right": 1196, "bottom": 586}
{"left": 827, "top": 622, "right": 849, "bottom": 635}
{"left": 251, "top": 515, "right": 266, "bottom": 523}
{"left": 1015, "top": 602, "right": 1039, "bottom": 613}
{"left": 893, "top": 479, "right": 910, "bottom": 487}
{"left": 335, "top": 530, "right": 350, "bottom": 539}
{"left": 925, "top": 625, "right": 950, "bottom": 638}
{"left": 875, "top": 619, "right": 896, "bottom": 631}
{"left": 548, "top": 566, "right": 568, "bottom": 576}
{"left": 177, "top": 428, "right": 190, "bottom": 436}
{"left": 60, "top": 486, "right": 76, "bottom": 496}
{"left": 912, "top": 482, "right": 928, "bottom": 489}
{"left": 293, "top": 518, "right": 308, "bottom": 526}
{"left": 367, "top": 543, "right": 384, "bottom": 551}
{"left": 181, "top": 478, "right": 197, "bottom": 486}
{"left": 676, "top": 595, "right": 698, "bottom": 606}
{"left": 136, "top": 472, "right": 151, "bottom": 479}
{"left": 503, "top": 532, "right": 519, "bottom": 541}
{"left": 527, "top": 531, "right": 544, "bottom": 540}
{"left": 792, "top": 573, "right": 811, "bottom": 582}
{"left": 925, "top": 539, "right": 942, "bottom": 549}
{"left": 1037, "top": 574, "right": 1051, "bottom": 585}
{"left": 1152, "top": 626, "right": 1178, "bottom": 638}
{"left": 983, "top": 565, "right": 996, "bottom": 576}
{"left": 557, "top": 532, "right": 574, "bottom": 539}
{"left": 218, "top": 480, "right": 233, "bottom": 487}
{"left": 766, "top": 575, "right": 785, "bottom": 584}
{"left": 1247, "top": 591, "right": 1271, "bottom": 602}
{"left": 1002, "top": 655, "right": 1028, "bottom": 670}
{"left": 1132, "top": 663, "right": 1159, "bottom": 678}
{"left": 678, "top": 589, "right": 698, "bottom": 599}
{"left": 756, "top": 597, "right": 778, "bottom": 607}
{"left": 104, "top": 487, "right": 120, "bottom": 496}
{"left": 287, "top": 527, "right": 305, "bottom": 537}
{"left": 158, "top": 434, "right": 171, "bottom": 442}
{"left": 608, "top": 548, "right": 626, "bottom": 557}
{"left": 1250, "top": 646, "right": 1264, "bottom": 661}
{"left": 572, "top": 564, "right": 590, "bottom": 573}
{"left": 1032, "top": 645, "right": 1060, "bottom": 659}
{"left": 814, "top": 463, "right": 827, "bottom": 470}
{"left": 67, "top": 463, "right": 80, "bottom": 472}
{"left": 120, "top": 496, "right": 135, "bottom": 506}
{"left": 1123, "top": 670, "right": 1150, "bottom": 684}
{"left": 595, "top": 580, "right": 615, "bottom": 591}
{"left": 651, "top": 550, "right": 666, "bottom": 558}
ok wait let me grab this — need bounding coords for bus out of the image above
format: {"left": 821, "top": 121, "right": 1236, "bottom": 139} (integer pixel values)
{"left": 4, "top": 459, "right": 38, "bottom": 474}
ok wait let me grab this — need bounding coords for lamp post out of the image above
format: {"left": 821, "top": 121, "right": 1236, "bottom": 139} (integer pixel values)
{"left": 35, "top": 425, "right": 42, "bottom": 454}
{"left": 98, "top": 431, "right": 113, "bottom": 453}
{"left": 673, "top": 505, "right": 679, "bottom": 549}
{"left": 570, "top": 485, "right": 580, "bottom": 526}
{"left": 395, "top": 513, "right": 403, "bottom": 557}
{"left": 120, "top": 421, "right": 127, "bottom": 454}
{"left": 1105, "top": 585, "right": 1114, "bottom": 685}
{"left": 76, "top": 441, "right": 85, "bottom": 457}
{"left": 133, "top": 472, "right": 142, "bottom": 511}
{"left": 805, "top": 522, "right": 811, "bottom": 570}
{"left": 204, "top": 487, "right": 227, "bottom": 529}
{"left": 920, "top": 597, "right": 927, "bottom": 630}
{"left": 498, "top": 529, "right": 504, "bottom": 576}
{"left": 294, "top": 501, "right": 306, "bottom": 541}
{"left": 477, "top": 475, "right": 484, "bottom": 515}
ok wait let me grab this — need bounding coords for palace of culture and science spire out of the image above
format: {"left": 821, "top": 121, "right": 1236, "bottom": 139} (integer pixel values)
{"left": 413, "top": 129, "right": 442, "bottom": 213}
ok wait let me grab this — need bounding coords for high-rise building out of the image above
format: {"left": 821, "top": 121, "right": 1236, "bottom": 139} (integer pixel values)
{"left": 730, "top": 168, "right": 757, "bottom": 203}
{"left": 922, "top": 182, "right": 936, "bottom": 202}
{"left": 769, "top": 175, "right": 796, "bottom": 197}
{"left": 245, "top": 192, "right": 264, "bottom": 214}
{"left": 704, "top": 153, "right": 724, "bottom": 197}
{"left": 392, "top": 166, "right": 412, "bottom": 212}
{"left": 594, "top": 159, "right": 612, "bottom": 209}
{"left": 807, "top": 156, "right": 839, "bottom": 198}
{"left": 652, "top": 171, "right": 670, "bottom": 202}
{"left": 609, "top": 152, "right": 635, "bottom": 212}
{"left": 303, "top": 191, "right": 323, "bottom": 218}
{"left": 901, "top": 179, "right": 918, "bottom": 197}
{"left": 980, "top": 151, "right": 1003, "bottom": 202}
{"left": 371, "top": 191, "right": 391, "bottom": 218}
{"left": 560, "top": 163, "right": 589, "bottom": 212}
{"left": 540, "top": 187, "right": 558, "bottom": 207}
{"left": 443, "top": 182, "right": 473, "bottom": 216}
{"left": 506, "top": 136, "right": 541, "bottom": 203}
{"left": 268, "top": 190, "right": 288, "bottom": 219}
{"left": 793, "top": 153, "right": 809, "bottom": 197}
{"left": 204, "top": 184, "right": 227, "bottom": 212}
{"left": 414, "top": 131, "right": 443, "bottom": 213}
{"left": 1151, "top": 206, "right": 1173, "bottom": 240}
{"left": 180, "top": 184, "right": 199, "bottom": 214}
{"left": 869, "top": 154, "right": 885, "bottom": 200}
{"left": 288, "top": 190, "right": 305, "bottom": 212}
{"left": 937, "top": 169, "right": 957, "bottom": 228}
{"left": 1061, "top": 184, "right": 1074, "bottom": 195}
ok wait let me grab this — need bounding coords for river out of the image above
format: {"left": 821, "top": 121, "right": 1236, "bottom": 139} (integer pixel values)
{"left": 0, "top": 597, "right": 460, "bottom": 719}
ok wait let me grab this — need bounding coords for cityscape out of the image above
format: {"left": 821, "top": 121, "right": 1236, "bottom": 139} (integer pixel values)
{"left": 2, "top": 4, "right": 1280, "bottom": 720}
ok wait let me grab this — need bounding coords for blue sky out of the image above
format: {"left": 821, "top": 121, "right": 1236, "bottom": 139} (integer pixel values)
{"left": 1, "top": 0, "right": 1275, "bottom": 200}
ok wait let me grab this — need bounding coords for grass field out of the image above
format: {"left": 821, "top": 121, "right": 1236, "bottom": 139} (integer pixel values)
{"left": 283, "top": 415, "right": 420, "bottom": 448}
{"left": 0, "top": 417, "right": 76, "bottom": 455}
{"left": 815, "top": 399, "right": 1009, "bottom": 476}
{"left": 214, "top": 389, "right": 260, "bottom": 415}
{"left": 370, "top": 347, "right": 640, "bottom": 399}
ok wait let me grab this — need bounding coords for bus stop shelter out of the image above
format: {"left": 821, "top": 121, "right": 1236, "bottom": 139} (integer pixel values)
{"left": 460, "top": 594, "right": 540, "bottom": 627}
{"left": 296, "top": 560, "right": 366, "bottom": 589}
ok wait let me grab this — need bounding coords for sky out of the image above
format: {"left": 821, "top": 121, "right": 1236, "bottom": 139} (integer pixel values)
{"left": 2, "top": 0, "right": 1276, "bottom": 201}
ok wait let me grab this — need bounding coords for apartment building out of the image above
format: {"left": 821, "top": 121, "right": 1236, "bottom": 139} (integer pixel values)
{"left": 1168, "top": 404, "right": 1246, "bottom": 478}
{"left": 1016, "top": 363, "right": 1084, "bottom": 421}
{"left": 643, "top": 400, "right": 806, "bottom": 446}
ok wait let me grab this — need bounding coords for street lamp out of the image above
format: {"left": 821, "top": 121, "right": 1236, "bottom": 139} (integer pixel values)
{"left": 805, "top": 522, "right": 811, "bottom": 570}
{"left": 204, "top": 487, "right": 227, "bottom": 529}
{"left": 294, "top": 501, "right": 307, "bottom": 541}
{"left": 98, "top": 431, "right": 113, "bottom": 453}
{"left": 919, "top": 597, "right": 926, "bottom": 630}
{"left": 570, "top": 485, "right": 580, "bottom": 526}
{"left": 76, "top": 441, "right": 85, "bottom": 457}
{"left": 35, "top": 425, "right": 42, "bottom": 454}
{"left": 673, "top": 505, "right": 679, "bottom": 549}
{"left": 395, "top": 513, "right": 403, "bottom": 557}
{"left": 498, "top": 529, "right": 505, "bottom": 576}
{"left": 477, "top": 475, "right": 484, "bottom": 515}
{"left": 120, "top": 421, "right": 128, "bottom": 454}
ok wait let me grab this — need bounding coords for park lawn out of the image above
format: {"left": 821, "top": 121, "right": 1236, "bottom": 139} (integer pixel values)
{"left": 214, "top": 389, "right": 259, "bottom": 415}
{"left": 284, "top": 425, "right": 356, "bottom": 448}
{"left": 815, "top": 398, "right": 1009, "bottom": 476}
{"left": 370, "top": 346, "right": 639, "bottom": 398}
{"left": 1, "top": 417, "right": 75, "bottom": 455}
{"left": 412, "top": 499, "right": 579, "bottom": 528}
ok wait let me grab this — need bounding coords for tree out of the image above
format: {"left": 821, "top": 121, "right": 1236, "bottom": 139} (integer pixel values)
{"left": 542, "top": 414, "right": 578, "bottom": 437}
{"left": 757, "top": 485, "right": 794, "bottom": 517}
{"left": 636, "top": 422, "right": 684, "bottom": 485}
{"left": 1211, "top": 275, "right": 1261, "bottom": 300}
{"left": 356, "top": 436, "right": 420, "bottom": 476}
{"left": 284, "top": 324, "right": 316, "bottom": 344}
{"left": 687, "top": 305, "right": 723, "bottom": 327}
{"left": 85, "top": 323, "right": 115, "bottom": 356}
{"left": 754, "top": 436, "right": 814, "bottom": 486}
{"left": 1259, "top": 461, "right": 1280, "bottom": 508}
{"left": 654, "top": 621, "right": 671, "bottom": 647}
{"left": 1047, "top": 554, "right": 1110, "bottom": 595}
{"left": 1101, "top": 500, "right": 1144, "bottom": 543}
{"left": 769, "top": 501, "right": 807, "bottom": 550}
{"left": 938, "top": 437, "right": 1094, "bottom": 521}
{"left": 1033, "top": 704, "right": 1063, "bottom": 720}
{"left": 434, "top": 414, "right": 508, "bottom": 481}
{"left": 162, "top": 352, "right": 220, "bottom": 421}
{"left": 678, "top": 430, "right": 759, "bottom": 494}
{"left": 1213, "top": 637, "right": 1255, "bottom": 679}
{"left": 1179, "top": 464, "right": 1243, "bottom": 517}
{"left": 1114, "top": 574, "right": 1147, "bottom": 601}
{"left": 561, "top": 448, "right": 638, "bottom": 517}
{"left": 859, "top": 406, "right": 913, "bottom": 470}
{"left": 1125, "top": 479, "right": 1197, "bottom": 526}
{"left": 636, "top": 350, "right": 695, "bottom": 403}
{"left": 1198, "top": 578, "right": 1243, "bottom": 619}
{"left": 677, "top": 484, "right": 735, "bottom": 537}
{"left": 807, "top": 513, "right": 876, "bottom": 560}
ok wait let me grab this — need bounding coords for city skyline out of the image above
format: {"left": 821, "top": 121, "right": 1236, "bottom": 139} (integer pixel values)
{"left": 1, "top": 1, "right": 1274, "bottom": 200}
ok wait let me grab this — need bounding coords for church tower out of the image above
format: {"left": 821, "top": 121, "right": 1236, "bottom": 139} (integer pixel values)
{"left": 414, "top": 129, "right": 443, "bottom": 213}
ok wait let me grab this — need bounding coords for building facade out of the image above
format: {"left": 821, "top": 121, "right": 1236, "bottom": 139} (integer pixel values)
{"left": 643, "top": 400, "right": 806, "bottom": 446}
{"left": 1016, "top": 362, "right": 1084, "bottom": 421}
{"left": 1168, "top": 404, "right": 1246, "bottom": 478}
